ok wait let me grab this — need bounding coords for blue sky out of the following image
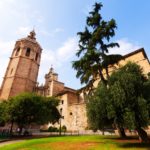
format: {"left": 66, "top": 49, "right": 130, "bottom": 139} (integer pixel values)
{"left": 0, "top": 0, "right": 150, "bottom": 89}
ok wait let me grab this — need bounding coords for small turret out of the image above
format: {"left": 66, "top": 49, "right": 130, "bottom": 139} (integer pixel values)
{"left": 45, "top": 66, "right": 58, "bottom": 86}
{"left": 28, "top": 30, "right": 36, "bottom": 40}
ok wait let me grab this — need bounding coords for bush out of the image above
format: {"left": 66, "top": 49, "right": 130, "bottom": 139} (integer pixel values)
{"left": 48, "top": 126, "right": 59, "bottom": 132}
{"left": 61, "top": 125, "right": 67, "bottom": 132}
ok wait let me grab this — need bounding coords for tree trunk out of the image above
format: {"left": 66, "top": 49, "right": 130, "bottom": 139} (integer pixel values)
{"left": 136, "top": 127, "right": 149, "bottom": 143}
{"left": 105, "top": 67, "right": 110, "bottom": 80}
{"left": 102, "top": 128, "right": 105, "bottom": 135}
{"left": 118, "top": 126, "right": 126, "bottom": 138}
{"left": 10, "top": 120, "right": 14, "bottom": 135}
{"left": 18, "top": 126, "right": 23, "bottom": 136}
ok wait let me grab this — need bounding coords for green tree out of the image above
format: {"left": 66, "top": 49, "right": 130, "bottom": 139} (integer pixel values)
{"left": 143, "top": 73, "right": 150, "bottom": 116}
{"left": 108, "top": 62, "right": 150, "bottom": 143}
{"left": 6, "top": 93, "right": 60, "bottom": 134}
{"left": 87, "top": 83, "right": 113, "bottom": 134}
{"left": 72, "top": 2, "right": 122, "bottom": 91}
{"left": 0, "top": 101, "right": 8, "bottom": 126}
{"left": 87, "top": 62, "right": 150, "bottom": 142}
{"left": 87, "top": 82, "right": 126, "bottom": 138}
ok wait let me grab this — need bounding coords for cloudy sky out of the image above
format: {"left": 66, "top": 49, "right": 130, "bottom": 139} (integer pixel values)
{"left": 0, "top": 0, "right": 150, "bottom": 89}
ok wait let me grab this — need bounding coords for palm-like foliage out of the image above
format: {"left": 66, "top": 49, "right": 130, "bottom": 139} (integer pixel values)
{"left": 72, "top": 2, "right": 122, "bottom": 91}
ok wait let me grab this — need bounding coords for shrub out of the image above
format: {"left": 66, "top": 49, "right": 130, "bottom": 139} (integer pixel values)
{"left": 48, "top": 126, "right": 58, "bottom": 132}
{"left": 61, "top": 125, "right": 67, "bottom": 132}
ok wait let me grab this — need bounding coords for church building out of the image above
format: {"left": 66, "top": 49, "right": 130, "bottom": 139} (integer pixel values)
{"left": 0, "top": 31, "right": 150, "bottom": 131}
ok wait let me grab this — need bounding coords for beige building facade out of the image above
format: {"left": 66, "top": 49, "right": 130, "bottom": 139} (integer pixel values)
{"left": 37, "top": 48, "right": 150, "bottom": 131}
{"left": 0, "top": 32, "right": 150, "bottom": 131}
{"left": 36, "top": 67, "right": 88, "bottom": 131}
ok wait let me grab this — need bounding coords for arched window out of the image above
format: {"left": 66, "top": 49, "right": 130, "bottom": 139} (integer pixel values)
{"left": 15, "top": 47, "right": 20, "bottom": 56}
{"left": 35, "top": 53, "right": 39, "bottom": 61}
{"left": 26, "top": 48, "right": 31, "bottom": 57}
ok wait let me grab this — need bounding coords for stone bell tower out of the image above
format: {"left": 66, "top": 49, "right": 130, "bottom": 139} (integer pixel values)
{"left": 0, "top": 30, "right": 42, "bottom": 100}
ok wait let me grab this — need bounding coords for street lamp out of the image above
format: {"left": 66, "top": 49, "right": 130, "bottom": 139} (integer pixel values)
{"left": 59, "top": 108, "right": 64, "bottom": 136}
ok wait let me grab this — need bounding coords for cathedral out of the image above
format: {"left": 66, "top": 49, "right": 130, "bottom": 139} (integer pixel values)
{"left": 0, "top": 31, "right": 150, "bottom": 131}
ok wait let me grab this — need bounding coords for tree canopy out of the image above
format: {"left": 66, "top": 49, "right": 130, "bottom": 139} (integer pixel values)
{"left": 0, "top": 101, "right": 8, "bottom": 126}
{"left": 87, "top": 83, "right": 113, "bottom": 132}
{"left": 87, "top": 62, "right": 150, "bottom": 143}
{"left": 72, "top": 2, "right": 122, "bottom": 91}
{"left": 5, "top": 93, "right": 60, "bottom": 134}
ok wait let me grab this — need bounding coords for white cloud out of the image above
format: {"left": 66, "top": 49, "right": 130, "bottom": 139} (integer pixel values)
{"left": 40, "top": 28, "right": 64, "bottom": 37}
{"left": 0, "top": 40, "right": 14, "bottom": 56}
{"left": 0, "top": 0, "right": 15, "bottom": 6}
{"left": 0, "top": 0, "right": 45, "bottom": 37}
{"left": 109, "top": 38, "right": 141, "bottom": 55}
{"left": 42, "top": 37, "right": 78, "bottom": 66}
{"left": 53, "top": 28, "right": 64, "bottom": 33}
{"left": 0, "top": 40, "right": 15, "bottom": 85}
{"left": 16, "top": 26, "right": 31, "bottom": 37}
{"left": 57, "top": 37, "right": 78, "bottom": 60}
{"left": 38, "top": 37, "right": 78, "bottom": 83}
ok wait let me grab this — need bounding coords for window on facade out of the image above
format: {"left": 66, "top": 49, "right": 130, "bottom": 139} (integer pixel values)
{"left": 61, "top": 100, "right": 64, "bottom": 104}
{"left": 35, "top": 53, "right": 39, "bottom": 61}
{"left": 60, "top": 108, "right": 62, "bottom": 115}
{"left": 15, "top": 47, "right": 20, "bottom": 56}
{"left": 10, "top": 68, "right": 13, "bottom": 75}
{"left": 70, "top": 112, "right": 73, "bottom": 115}
{"left": 25, "top": 48, "right": 31, "bottom": 57}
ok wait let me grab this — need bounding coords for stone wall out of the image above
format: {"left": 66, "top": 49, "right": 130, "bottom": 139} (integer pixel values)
{"left": 52, "top": 81, "right": 64, "bottom": 96}
{"left": 67, "top": 103, "right": 87, "bottom": 131}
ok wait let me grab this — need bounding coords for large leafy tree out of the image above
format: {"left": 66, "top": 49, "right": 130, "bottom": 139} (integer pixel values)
{"left": 72, "top": 2, "right": 122, "bottom": 91}
{"left": 87, "top": 83, "right": 113, "bottom": 134}
{"left": 87, "top": 82, "right": 126, "bottom": 138}
{"left": 87, "top": 62, "right": 150, "bottom": 142}
{"left": 108, "top": 62, "right": 150, "bottom": 143}
{"left": 143, "top": 73, "right": 150, "bottom": 116}
{"left": 0, "top": 101, "right": 8, "bottom": 126}
{"left": 6, "top": 93, "right": 60, "bottom": 134}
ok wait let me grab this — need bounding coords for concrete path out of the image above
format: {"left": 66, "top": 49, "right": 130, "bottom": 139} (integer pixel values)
{"left": 0, "top": 140, "right": 24, "bottom": 147}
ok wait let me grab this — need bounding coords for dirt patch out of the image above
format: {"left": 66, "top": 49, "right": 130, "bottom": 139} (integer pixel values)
{"left": 36, "top": 141, "right": 100, "bottom": 150}
{"left": 115, "top": 139, "right": 140, "bottom": 143}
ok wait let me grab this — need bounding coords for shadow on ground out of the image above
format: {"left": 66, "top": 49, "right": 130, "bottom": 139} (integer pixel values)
{"left": 119, "top": 142, "right": 150, "bottom": 150}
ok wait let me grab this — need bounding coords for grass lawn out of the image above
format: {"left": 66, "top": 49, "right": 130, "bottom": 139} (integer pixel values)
{"left": 0, "top": 135, "right": 150, "bottom": 150}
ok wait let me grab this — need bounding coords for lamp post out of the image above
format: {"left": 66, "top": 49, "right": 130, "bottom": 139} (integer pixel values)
{"left": 59, "top": 117, "right": 62, "bottom": 136}
{"left": 59, "top": 108, "right": 63, "bottom": 136}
